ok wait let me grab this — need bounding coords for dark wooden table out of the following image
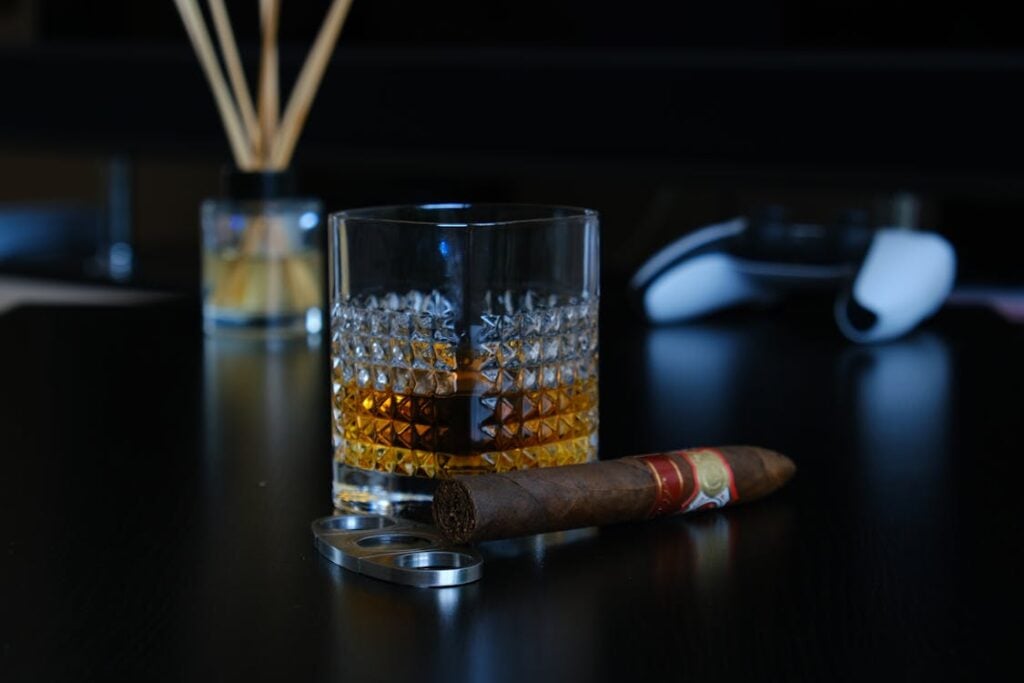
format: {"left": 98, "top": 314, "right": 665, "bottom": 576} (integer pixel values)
{"left": 1, "top": 292, "right": 1021, "bottom": 681}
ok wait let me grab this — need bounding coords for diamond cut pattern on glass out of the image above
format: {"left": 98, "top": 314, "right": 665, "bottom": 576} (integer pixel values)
{"left": 331, "top": 292, "right": 598, "bottom": 477}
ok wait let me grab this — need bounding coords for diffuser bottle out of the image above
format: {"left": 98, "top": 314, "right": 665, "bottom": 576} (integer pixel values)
{"left": 201, "top": 169, "right": 324, "bottom": 337}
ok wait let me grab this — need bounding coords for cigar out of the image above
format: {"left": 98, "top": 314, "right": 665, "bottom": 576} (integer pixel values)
{"left": 432, "top": 446, "right": 795, "bottom": 544}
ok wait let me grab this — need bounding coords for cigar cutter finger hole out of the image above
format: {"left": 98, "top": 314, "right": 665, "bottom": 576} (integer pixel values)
{"left": 360, "top": 551, "right": 483, "bottom": 588}
{"left": 312, "top": 514, "right": 401, "bottom": 571}
{"left": 313, "top": 514, "right": 396, "bottom": 533}
{"left": 393, "top": 551, "right": 477, "bottom": 571}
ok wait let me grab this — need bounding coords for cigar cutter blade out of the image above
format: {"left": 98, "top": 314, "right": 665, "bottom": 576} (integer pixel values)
{"left": 311, "top": 514, "right": 483, "bottom": 588}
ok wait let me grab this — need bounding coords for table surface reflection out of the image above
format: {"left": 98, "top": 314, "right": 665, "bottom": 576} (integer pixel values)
{"left": 1, "top": 296, "right": 1020, "bottom": 681}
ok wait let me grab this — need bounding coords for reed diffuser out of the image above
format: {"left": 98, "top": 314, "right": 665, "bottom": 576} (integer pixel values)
{"left": 174, "top": 0, "right": 355, "bottom": 336}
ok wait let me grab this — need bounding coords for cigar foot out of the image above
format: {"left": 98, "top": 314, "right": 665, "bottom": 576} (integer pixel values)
{"left": 433, "top": 480, "right": 476, "bottom": 545}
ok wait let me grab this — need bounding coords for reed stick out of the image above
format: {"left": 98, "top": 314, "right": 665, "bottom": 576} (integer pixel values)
{"left": 207, "top": 0, "right": 260, "bottom": 150}
{"left": 270, "top": 0, "right": 355, "bottom": 168}
{"left": 176, "top": 0, "right": 348, "bottom": 319}
{"left": 259, "top": 0, "right": 281, "bottom": 166}
{"left": 173, "top": 0, "right": 253, "bottom": 169}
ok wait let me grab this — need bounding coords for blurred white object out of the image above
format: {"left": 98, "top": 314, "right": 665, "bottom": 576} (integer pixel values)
{"left": 632, "top": 216, "right": 957, "bottom": 343}
{"left": 835, "top": 229, "right": 957, "bottom": 343}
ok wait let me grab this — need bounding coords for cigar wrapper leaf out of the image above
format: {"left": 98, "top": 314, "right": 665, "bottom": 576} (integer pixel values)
{"left": 432, "top": 446, "right": 795, "bottom": 544}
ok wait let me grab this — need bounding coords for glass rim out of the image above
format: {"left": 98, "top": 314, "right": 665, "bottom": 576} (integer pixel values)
{"left": 330, "top": 203, "right": 598, "bottom": 228}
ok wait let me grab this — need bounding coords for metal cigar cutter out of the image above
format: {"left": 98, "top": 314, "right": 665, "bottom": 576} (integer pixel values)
{"left": 311, "top": 514, "right": 483, "bottom": 587}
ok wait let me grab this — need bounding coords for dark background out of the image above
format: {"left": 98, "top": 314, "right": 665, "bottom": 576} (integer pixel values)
{"left": 2, "top": 0, "right": 1024, "bottom": 287}
{"left": 4, "top": 4, "right": 1024, "bottom": 681}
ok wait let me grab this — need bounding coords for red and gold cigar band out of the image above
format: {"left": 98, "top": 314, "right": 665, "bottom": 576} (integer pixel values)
{"left": 638, "top": 448, "right": 739, "bottom": 518}
{"left": 639, "top": 453, "right": 687, "bottom": 517}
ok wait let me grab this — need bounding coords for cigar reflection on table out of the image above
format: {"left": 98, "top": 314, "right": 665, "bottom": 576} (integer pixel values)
{"left": 659, "top": 514, "right": 735, "bottom": 593}
{"left": 317, "top": 487, "right": 794, "bottom": 681}
{"left": 478, "top": 527, "right": 600, "bottom": 562}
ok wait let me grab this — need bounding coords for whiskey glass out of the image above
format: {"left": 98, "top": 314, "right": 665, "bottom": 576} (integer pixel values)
{"left": 329, "top": 204, "right": 600, "bottom": 516}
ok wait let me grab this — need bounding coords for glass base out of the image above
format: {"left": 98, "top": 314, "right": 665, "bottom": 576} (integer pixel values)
{"left": 203, "top": 306, "right": 323, "bottom": 338}
{"left": 332, "top": 463, "right": 437, "bottom": 521}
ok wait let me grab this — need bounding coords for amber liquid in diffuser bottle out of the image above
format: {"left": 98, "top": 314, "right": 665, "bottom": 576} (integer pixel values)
{"left": 202, "top": 170, "right": 324, "bottom": 337}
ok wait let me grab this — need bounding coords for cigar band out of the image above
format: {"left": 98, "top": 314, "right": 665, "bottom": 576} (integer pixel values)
{"left": 679, "top": 448, "right": 738, "bottom": 513}
{"left": 639, "top": 449, "right": 738, "bottom": 518}
{"left": 639, "top": 454, "right": 688, "bottom": 517}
